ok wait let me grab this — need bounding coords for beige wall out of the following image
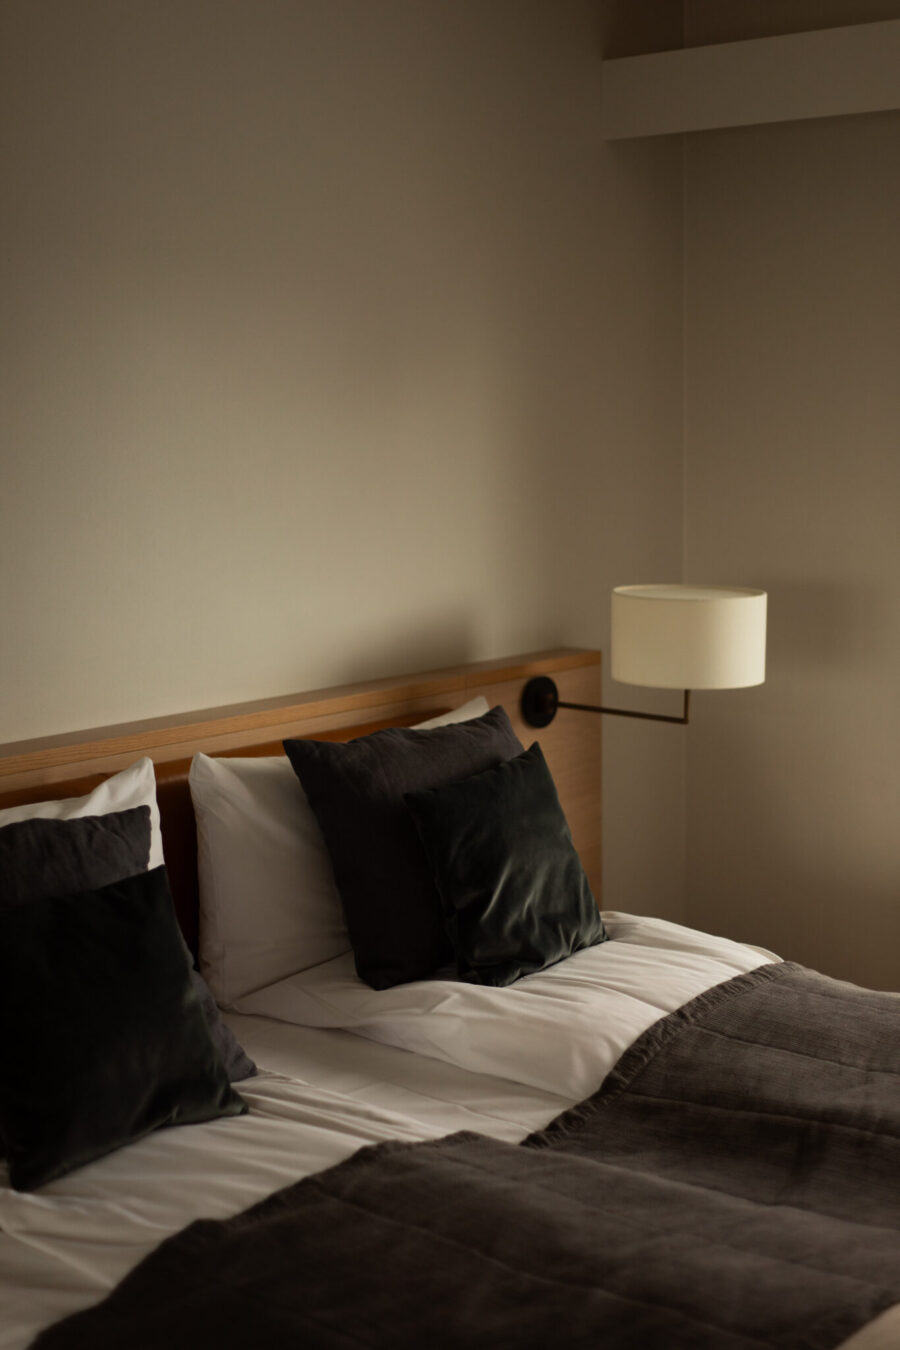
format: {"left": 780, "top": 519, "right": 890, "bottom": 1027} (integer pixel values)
{"left": 683, "top": 2, "right": 900, "bottom": 986}
{"left": 6, "top": 2, "right": 896, "bottom": 967}
{"left": 0, "top": 2, "right": 687, "bottom": 920}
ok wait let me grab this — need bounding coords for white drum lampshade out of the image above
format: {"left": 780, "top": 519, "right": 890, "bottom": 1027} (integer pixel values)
{"left": 611, "top": 585, "right": 767, "bottom": 690}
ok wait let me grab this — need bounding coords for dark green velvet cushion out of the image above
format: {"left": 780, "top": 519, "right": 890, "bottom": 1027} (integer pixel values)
{"left": 284, "top": 707, "right": 523, "bottom": 989}
{"left": 405, "top": 743, "right": 606, "bottom": 988}
{"left": 0, "top": 866, "right": 247, "bottom": 1192}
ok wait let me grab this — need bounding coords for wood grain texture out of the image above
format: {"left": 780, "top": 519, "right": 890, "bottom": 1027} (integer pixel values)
{"left": 0, "top": 649, "right": 604, "bottom": 955}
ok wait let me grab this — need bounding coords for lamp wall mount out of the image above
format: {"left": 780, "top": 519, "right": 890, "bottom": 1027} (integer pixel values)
{"left": 521, "top": 675, "right": 690, "bottom": 729}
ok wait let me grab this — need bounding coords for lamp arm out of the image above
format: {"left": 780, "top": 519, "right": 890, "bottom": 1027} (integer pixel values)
{"left": 558, "top": 690, "right": 690, "bottom": 725}
{"left": 520, "top": 677, "right": 690, "bottom": 728}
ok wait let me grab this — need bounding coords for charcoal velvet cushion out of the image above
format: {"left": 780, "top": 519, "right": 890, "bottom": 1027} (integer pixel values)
{"left": 0, "top": 809, "right": 256, "bottom": 1084}
{"left": 405, "top": 742, "right": 606, "bottom": 987}
{"left": 283, "top": 706, "right": 524, "bottom": 989}
{"left": 0, "top": 866, "right": 247, "bottom": 1192}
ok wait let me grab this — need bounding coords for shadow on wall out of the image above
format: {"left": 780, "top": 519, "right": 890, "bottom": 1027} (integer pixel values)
{"left": 598, "top": 0, "right": 683, "bottom": 59}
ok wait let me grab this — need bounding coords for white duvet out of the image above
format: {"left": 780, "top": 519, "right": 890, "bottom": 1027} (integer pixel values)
{"left": 234, "top": 912, "right": 780, "bottom": 1100}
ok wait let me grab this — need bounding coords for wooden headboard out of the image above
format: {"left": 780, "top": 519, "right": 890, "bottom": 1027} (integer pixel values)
{"left": 0, "top": 649, "right": 603, "bottom": 954}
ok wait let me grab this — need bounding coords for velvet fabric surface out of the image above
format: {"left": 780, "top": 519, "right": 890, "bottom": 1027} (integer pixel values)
{"left": 0, "top": 866, "right": 247, "bottom": 1191}
{"left": 0, "top": 809, "right": 255, "bottom": 1084}
{"left": 284, "top": 707, "right": 523, "bottom": 989}
{"left": 406, "top": 742, "right": 605, "bottom": 986}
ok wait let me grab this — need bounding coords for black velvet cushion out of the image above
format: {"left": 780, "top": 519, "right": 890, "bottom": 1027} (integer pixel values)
{"left": 284, "top": 707, "right": 523, "bottom": 989}
{"left": 0, "top": 810, "right": 256, "bottom": 1084}
{"left": 405, "top": 742, "right": 606, "bottom": 988}
{"left": 0, "top": 808, "right": 152, "bottom": 907}
{"left": 0, "top": 866, "right": 247, "bottom": 1192}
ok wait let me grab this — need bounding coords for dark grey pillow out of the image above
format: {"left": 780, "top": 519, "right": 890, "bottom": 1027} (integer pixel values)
{"left": 405, "top": 742, "right": 606, "bottom": 987}
{"left": 284, "top": 707, "right": 524, "bottom": 989}
{"left": 0, "top": 810, "right": 256, "bottom": 1084}
{"left": 0, "top": 867, "right": 247, "bottom": 1191}
{"left": 0, "top": 808, "right": 153, "bottom": 907}
{"left": 190, "top": 974, "right": 256, "bottom": 1082}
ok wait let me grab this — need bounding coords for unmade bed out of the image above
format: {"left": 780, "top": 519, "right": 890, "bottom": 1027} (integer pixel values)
{"left": 1, "top": 650, "right": 899, "bottom": 1349}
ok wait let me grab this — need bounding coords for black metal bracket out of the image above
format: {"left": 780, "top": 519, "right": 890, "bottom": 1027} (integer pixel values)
{"left": 521, "top": 676, "right": 690, "bottom": 728}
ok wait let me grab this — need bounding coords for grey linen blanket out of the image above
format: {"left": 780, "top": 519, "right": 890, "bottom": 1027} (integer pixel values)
{"left": 32, "top": 962, "right": 900, "bottom": 1349}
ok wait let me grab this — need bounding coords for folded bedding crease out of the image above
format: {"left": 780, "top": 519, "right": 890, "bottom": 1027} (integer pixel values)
{"left": 233, "top": 912, "right": 779, "bottom": 1099}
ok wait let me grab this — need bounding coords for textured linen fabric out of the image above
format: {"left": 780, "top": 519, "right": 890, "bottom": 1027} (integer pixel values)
{"left": 405, "top": 742, "right": 605, "bottom": 986}
{"left": 0, "top": 809, "right": 255, "bottom": 1085}
{"left": 284, "top": 706, "right": 523, "bottom": 989}
{"left": 29, "top": 963, "right": 900, "bottom": 1350}
{"left": 0, "top": 867, "right": 246, "bottom": 1192}
{"left": 0, "top": 809, "right": 152, "bottom": 906}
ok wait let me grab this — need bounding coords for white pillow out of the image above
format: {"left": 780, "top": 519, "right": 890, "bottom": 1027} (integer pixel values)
{"left": 411, "top": 698, "right": 489, "bottom": 730}
{"left": 0, "top": 757, "right": 164, "bottom": 869}
{"left": 190, "top": 697, "right": 490, "bottom": 1006}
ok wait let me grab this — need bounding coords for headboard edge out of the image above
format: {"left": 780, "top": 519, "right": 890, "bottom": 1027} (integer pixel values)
{"left": 0, "top": 649, "right": 604, "bottom": 959}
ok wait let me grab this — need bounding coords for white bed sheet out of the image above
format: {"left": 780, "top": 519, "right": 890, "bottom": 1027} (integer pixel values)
{"left": 0, "top": 913, "right": 777, "bottom": 1349}
{"left": 0, "top": 1014, "right": 578, "bottom": 1349}
{"left": 226, "top": 1016, "right": 570, "bottom": 1142}
{"left": 233, "top": 911, "right": 780, "bottom": 1100}
{"left": 0, "top": 1064, "right": 457, "bottom": 1350}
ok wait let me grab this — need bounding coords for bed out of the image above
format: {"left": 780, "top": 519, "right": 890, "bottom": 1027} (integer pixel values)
{"left": 1, "top": 649, "right": 898, "bottom": 1350}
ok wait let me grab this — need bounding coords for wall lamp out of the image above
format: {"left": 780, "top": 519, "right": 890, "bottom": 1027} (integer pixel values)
{"left": 522, "top": 584, "right": 767, "bottom": 728}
